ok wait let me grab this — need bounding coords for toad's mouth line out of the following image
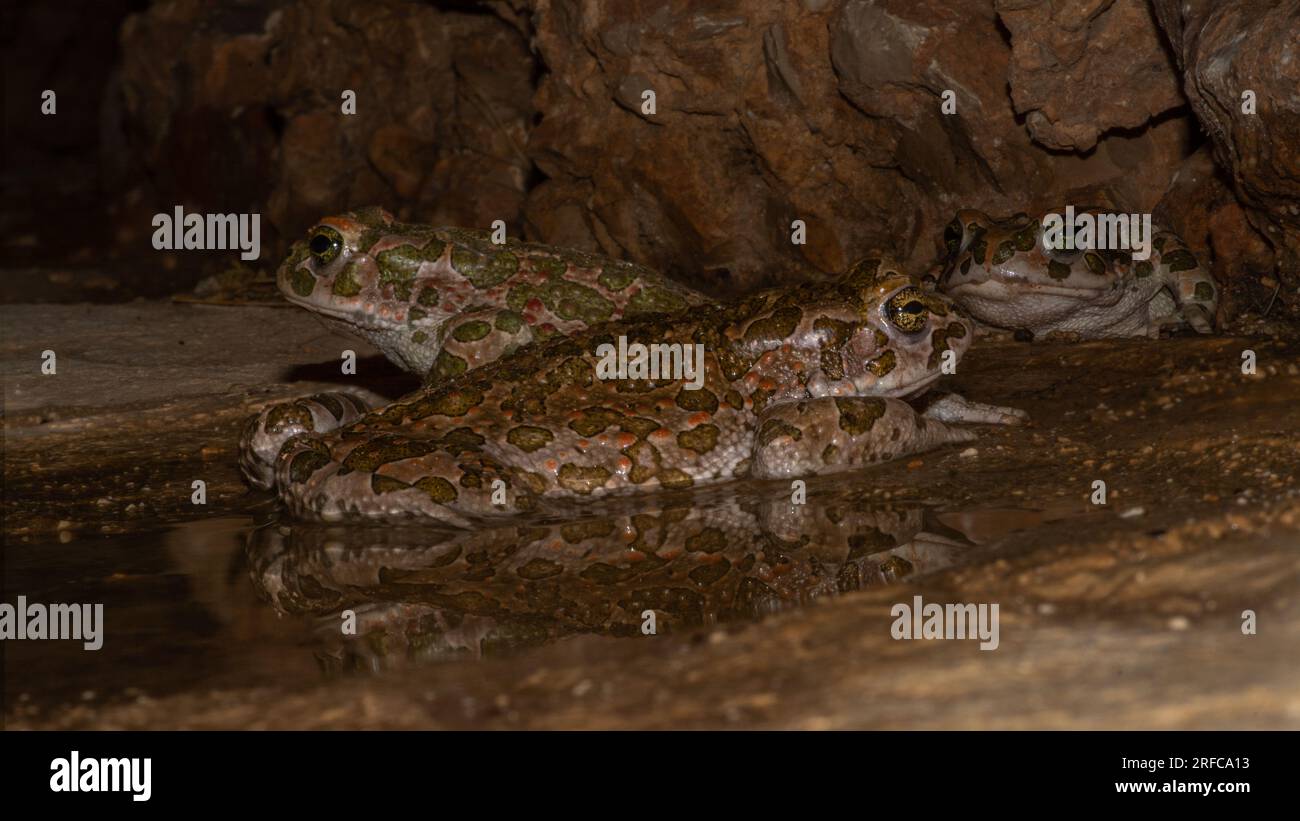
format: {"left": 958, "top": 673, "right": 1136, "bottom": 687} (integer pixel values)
{"left": 946, "top": 280, "right": 1109, "bottom": 299}
{"left": 281, "top": 289, "right": 405, "bottom": 331}
{"left": 888, "top": 371, "right": 942, "bottom": 399}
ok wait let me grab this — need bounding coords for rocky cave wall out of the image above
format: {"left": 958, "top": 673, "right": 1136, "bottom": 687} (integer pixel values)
{"left": 8, "top": 0, "right": 1298, "bottom": 318}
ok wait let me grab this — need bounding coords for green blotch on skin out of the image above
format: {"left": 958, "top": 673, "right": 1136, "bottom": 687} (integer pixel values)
{"left": 677, "top": 424, "right": 720, "bottom": 454}
{"left": 820, "top": 350, "right": 844, "bottom": 380}
{"left": 867, "top": 350, "right": 896, "bottom": 377}
{"left": 926, "top": 326, "right": 953, "bottom": 370}
{"left": 290, "top": 266, "right": 317, "bottom": 297}
{"left": 620, "top": 417, "right": 661, "bottom": 439}
{"left": 689, "top": 558, "right": 731, "bottom": 586}
{"left": 431, "top": 350, "right": 468, "bottom": 382}
{"left": 557, "top": 463, "right": 611, "bottom": 495}
{"left": 943, "top": 220, "right": 962, "bottom": 256}
{"left": 812, "top": 317, "right": 852, "bottom": 349}
{"left": 312, "top": 394, "right": 345, "bottom": 420}
{"left": 266, "top": 403, "right": 314, "bottom": 434}
{"left": 516, "top": 281, "right": 616, "bottom": 325}
{"left": 1013, "top": 224, "right": 1037, "bottom": 251}
{"left": 552, "top": 283, "right": 615, "bottom": 323}
{"left": 960, "top": 256, "right": 973, "bottom": 276}
{"left": 686, "top": 527, "right": 727, "bottom": 553}
{"left": 757, "top": 418, "right": 802, "bottom": 446}
{"left": 1084, "top": 252, "right": 1106, "bottom": 276}
{"left": 408, "top": 387, "right": 485, "bottom": 419}
{"left": 438, "top": 426, "right": 486, "bottom": 454}
{"left": 370, "top": 474, "right": 411, "bottom": 494}
{"left": 1163, "top": 249, "right": 1199, "bottom": 273}
{"left": 991, "top": 241, "right": 1016, "bottom": 265}
{"left": 516, "top": 558, "right": 563, "bottom": 580}
{"left": 569, "top": 407, "right": 623, "bottom": 437}
{"left": 417, "top": 286, "right": 440, "bottom": 306}
{"left": 597, "top": 267, "right": 636, "bottom": 291}
{"left": 560, "top": 519, "right": 616, "bottom": 544}
{"left": 1135, "top": 260, "right": 1154, "bottom": 278}
{"left": 1047, "top": 260, "right": 1072, "bottom": 281}
{"left": 289, "top": 448, "right": 331, "bottom": 483}
{"left": 844, "top": 257, "right": 882, "bottom": 286}
{"left": 627, "top": 285, "right": 689, "bottom": 315}
{"left": 534, "top": 257, "right": 567, "bottom": 278}
{"left": 452, "top": 319, "right": 493, "bottom": 342}
{"left": 342, "top": 436, "right": 437, "bottom": 472}
{"left": 507, "top": 425, "right": 555, "bottom": 453}
{"left": 834, "top": 397, "right": 886, "bottom": 435}
{"left": 675, "top": 387, "right": 719, "bottom": 413}
{"left": 494, "top": 310, "right": 524, "bottom": 333}
{"left": 332, "top": 261, "right": 364, "bottom": 296}
{"left": 414, "top": 476, "right": 458, "bottom": 503}
{"left": 744, "top": 306, "right": 801, "bottom": 343}
{"left": 579, "top": 562, "right": 640, "bottom": 584}
{"left": 411, "top": 331, "right": 428, "bottom": 344}
{"left": 1194, "top": 281, "right": 1215, "bottom": 302}
{"left": 409, "top": 307, "right": 427, "bottom": 322}
{"left": 377, "top": 240, "right": 446, "bottom": 283}
{"left": 658, "top": 468, "right": 694, "bottom": 489}
{"left": 452, "top": 245, "right": 519, "bottom": 289}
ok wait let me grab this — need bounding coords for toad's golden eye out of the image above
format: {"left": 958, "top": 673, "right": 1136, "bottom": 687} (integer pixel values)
{"left": 885, "top": 287, "right": 929, "bottom": 333}
{"left": 308, "top": 226, "right": 343, "bottom": 266}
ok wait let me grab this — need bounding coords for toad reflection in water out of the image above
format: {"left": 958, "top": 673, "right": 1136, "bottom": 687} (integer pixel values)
{"left": 246, "top": 499, "right": 980, "bottom": 672}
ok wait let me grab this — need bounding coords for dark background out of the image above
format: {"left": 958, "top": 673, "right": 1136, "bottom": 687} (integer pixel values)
{"left": 2, "top": 0, "right": 1295, "bottom": 320}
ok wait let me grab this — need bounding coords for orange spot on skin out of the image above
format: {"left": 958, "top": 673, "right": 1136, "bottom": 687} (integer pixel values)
{"left": 577, "top": 439, "right": 590, "bottom": 449}
{"left": 649, "top": 428, "right": 674, "bottom": 441}
{"left": 907, "top": 459, "right": 923, "bottom": 469}
{"left": 656, "top": 398, "right": 674, "bottom": 410}
{"left": 615, "top": 432, "right": 637, "bottom": 448}
{"left": 759, "top": 378, "right": 776, "bottom": 391}
{"left": 321, "top": 216, "right": 362, "bottom": 232}
{"left": 615, "top": 456, "right": 633, "bottom": 472}
{"left": 544, "top": 459, "right": 559, "bottom": 472}
{"left": 687, "top": 412, "right": 711, "bottom": 426}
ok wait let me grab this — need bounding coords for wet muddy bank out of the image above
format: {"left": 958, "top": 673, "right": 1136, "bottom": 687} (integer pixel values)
{"left": 4, "top": 301, "right": 1299, "bottom": 728}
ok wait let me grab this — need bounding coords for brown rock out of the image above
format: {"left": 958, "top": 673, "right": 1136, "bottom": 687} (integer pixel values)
{"left": 1152, "top": 0, "right": 1300, "bottom": 313}
{"left": 117, "top": 0, "right": 534, "bottom": 259}
{"left": 996, "top": 0, "right": 1186, "bottom": 152}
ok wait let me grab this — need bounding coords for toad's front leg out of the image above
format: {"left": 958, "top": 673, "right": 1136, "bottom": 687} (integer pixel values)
{"left": 750, "top": 396, "right": 977, "bottom": 480}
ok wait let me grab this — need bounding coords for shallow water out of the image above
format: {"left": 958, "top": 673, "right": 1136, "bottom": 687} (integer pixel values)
{"left": 3, "top": 483, "right": 1100, "bottom": 709}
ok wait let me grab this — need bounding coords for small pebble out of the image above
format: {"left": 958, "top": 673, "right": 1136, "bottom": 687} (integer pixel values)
{"left": 959, "top": 447, "right": 978, "bottom": 458}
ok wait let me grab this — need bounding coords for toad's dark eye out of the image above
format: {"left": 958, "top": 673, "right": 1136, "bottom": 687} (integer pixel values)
{"left": 308, "top": 227, "right": 343, "bottom": 265}
{"left": 885, "top": 287, "right": 929, "bottom": 333}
